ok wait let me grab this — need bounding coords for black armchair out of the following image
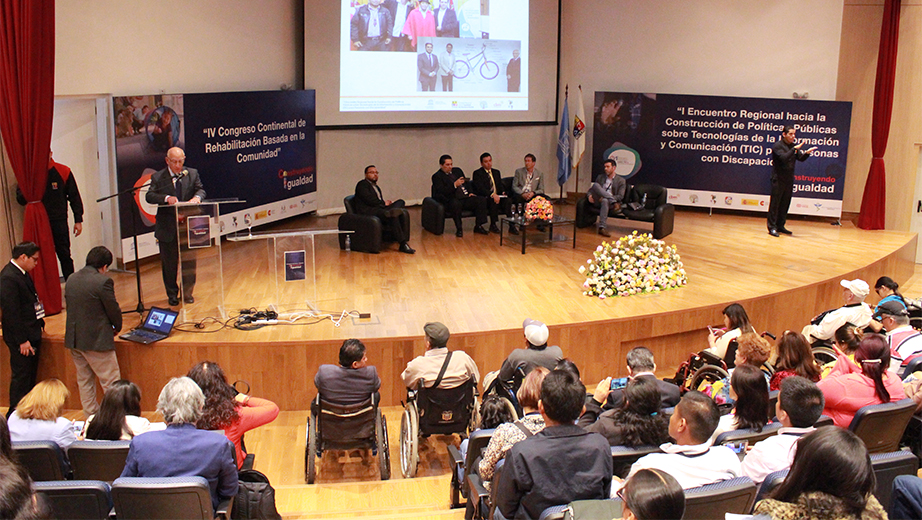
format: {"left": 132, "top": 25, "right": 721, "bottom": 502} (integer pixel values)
{"left": 575, "top": 183, "right": 674, "bottom": 239}
{"left": 337, "top": 195, "right": 409, "bottom": 254}
{"left": 423, "top": 177, "right": 512, "bottom": 235}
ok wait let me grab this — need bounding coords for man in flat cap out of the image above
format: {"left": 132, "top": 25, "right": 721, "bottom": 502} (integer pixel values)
{"left": 401, "top": 321, "right": 480, "bottom": 389}
{"left": 874, "top": 300, "right": 922, "bottom": 371}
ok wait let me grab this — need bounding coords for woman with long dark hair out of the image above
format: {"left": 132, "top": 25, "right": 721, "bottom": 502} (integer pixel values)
{"left": 619, "top": 468, "right": 685, "bottom": 520}
{"left": 579, "top": 377, "right": 669, "bottom": 447}
{"left": 770, "top": 331, "right": 821, "bottom": 390}
{"left": 874, "top": 276, "right": 907, "bottom": 312}
{"left": 754, "top": 427, "right": 885, "bottom": 519}
{"left": 711, "top": 364, "right": 770, "bottom": 442}
{"left": 187, "top": 361, "right": 279, "bottom": 469}
{"left": 706, "top": 302, "right": 755, "bottom": 360}
{"left": 83, "top": 380, "right": 164, "bottom": 440}
{"left": 817, "top": 333, "right": 905, "bottom": 428}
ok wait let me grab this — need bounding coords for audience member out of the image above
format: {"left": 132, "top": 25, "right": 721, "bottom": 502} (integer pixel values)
{"left": 708, "top": 332, "right": 772, "bottom": 405}
{"left": 770, "top": 330, "right": 821, "bottom": 390}
{"left": 874, "top": 276, "right": 908, "bottom": 313}
{"left": 0, "top": 459, "right": 50, "bottom": 520}
{"left": 603, "top": 347, "right": 680, "bottom": 411}
{"left": 401, "top": 322, "right": 480, "bottom": 389}
{"left": 314, "top": 339, "right": 382, "bottom": 405}
{"left": 554, "top": 358, "right": 581, "bottom": 379}
{"left": 802, "top": 279, "right": 872, "bottom": 343}
{"left": 2, "top": 242, "right": 44, "bottom": 418}
{"left": 623, "top": 391, "right": 741, "bottom": 490}
{"left": 705, "top": 303, "right": 755, "bottom": 360}
{"left": 0, "top": 414, "right": 12, "bottom": 460}
{"left": 471, "top": 152, "right": 513, "bottom": 234}
{"left": 618, "top": 469, "right": 685, "bottom": 520}
{"left": 874, "top": 300, "right": 922, "bottom": 370}
{"left": 709, "top": 364, "right": 770, "bottom": 442}
{"left": 8, "top": 379, "right": 76, "bottom": 450}
{"left": 479, "top": 367, "right": 548, "bottom": 487}
{"left": 578, "top": 376, "right": 669, "bottom": 448}
{"left": 430, "top": 154, "right": 488, "bottom": 237}
{"left": 495, "top": 370, "right": 612, "bottom": 519}
{"left": 741, "top": 376, "right": 824, "bottom": 484}
{"left": 820, "top": 323, "right": 861, "bottom": 378}
{"left": 82, "top": 380, "right": 165, "bottom": 440}
{"left": 121, "top": 377, "right": 238, "bottom": 511}
{"left": 892, "top": 475, "right": 922, "bottom": 519}
{"left": 187, "top": 361, "right": 280, "bottom": 470}
{"left": 64, "top": 245, "right": 123, "bottom": 417}
{"left": 754, "top": 427, "right": 885, "bottom": 519}
{"left": 817, "top": 333, "right": 905, "bottom": 428}
{"left": 511, "top": 154, "right": 547, "bottom": 206}
{"left": 491, "top": 318, "right": 562, "bottom": 387}
{"left": 586, "top": 159, "right": 627, "bottom": 237}
{"left": 458, "top": 395, "right": 513, "bottom": 481}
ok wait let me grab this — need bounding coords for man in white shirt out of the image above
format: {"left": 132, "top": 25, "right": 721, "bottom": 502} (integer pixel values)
{"left": 875, "top": 300, "right": 922, "bottom": 370}
{"left": 439, "top": 43, "right": 455, "bottom": 92}
{"left": 741, "top": 376, "right": 824, "bottom": 483}
{"left": 385, "top": 0, "right": 412, "bottom": 51}
{"left": 801, "top": 279, "right": 872, "bottom": 343}
{"left": 622, "top": 391, "right": 741, "bottom": 490}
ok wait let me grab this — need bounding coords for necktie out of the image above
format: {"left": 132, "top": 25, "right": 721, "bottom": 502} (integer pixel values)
{"left": 374, "top": 183, "right": 383, "bottom": 201}
{"left": 487, "top": 170, "right": 496, "bottom": 196}
{"left": 429, "top": 53, "right": 432, "bottom": 67}
{"left": 174, "top": 176, "right": 182, "bottom": 199}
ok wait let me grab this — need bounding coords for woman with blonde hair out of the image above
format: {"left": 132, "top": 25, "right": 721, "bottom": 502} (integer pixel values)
{"left": 7, "top": 379, "right": 76, "bottom": 449}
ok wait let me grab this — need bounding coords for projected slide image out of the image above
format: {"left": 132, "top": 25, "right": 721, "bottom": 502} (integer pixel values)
{"left": 341, "top": 0, "right": 529, "bottom": 112}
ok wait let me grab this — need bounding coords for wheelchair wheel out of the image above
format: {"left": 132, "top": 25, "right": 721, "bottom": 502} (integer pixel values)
{"left": 690, "top": 365, "right": 730, "bottom": 391}
{"left": 501, "top": 396, "right": 520, "bottom": 421}
{"left": 467, "top": 396, "right": 481, "bottom": 437}
{"left": 377, "top": 410, "right": 391, "bottom": 480}
{"left": 400, "top": 402, "right": 419, "bottom": 478}
{"left": 813, "top": 346, "right": 837, "bottom": 366}
{"left": 305, "top": 415, "right": 317, "bottom": 484}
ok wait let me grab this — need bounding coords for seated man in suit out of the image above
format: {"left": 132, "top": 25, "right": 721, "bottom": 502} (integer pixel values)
{"left": 121, "top": 377, "right": 238, "bottom": 511}
{"left": 354, "top": 165, "right": 415, "bottom": 254}
{"left": 430, "top": 154, "right": 488, "bottom": 238}
{"left": 512, "top": 153, "right": 547, "bottom": 206}
{"left": 495, "top": 369, "right": 612, "bottom": 519}
{"left": 314, "top": 338, "right": 382, "bottom": 405}
{"left": 587, "top": 159, "right": 628, "bottom": 237}
{"left": 471, "top": 152, "right": 515, "bottom": 234}
{"left": 401, "top": 322, "right": 479, "bottom": 390}
{"left": 601, "top": 347, "right": 680, "bottom": 411}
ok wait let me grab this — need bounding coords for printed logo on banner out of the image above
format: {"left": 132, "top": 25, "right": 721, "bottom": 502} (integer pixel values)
{"left": 710, "top": 195, "right": 717, "bottom": 204}
{"left": 603, "top": 143, "right": 642, "bottom": 179}
{"left": 724, "top": 197, "right": 733, "bottom": 206}
{"left": 668, "top": 194, "right": 679, "bottom": 200}
{"left": 689, "top": 194, "right": 699, "bottom": 203}
{"left": 814, "top": 203, "right": 823, "bottom": 211}
{"left": 742, "top": 199, "right": 762, "bottom": 206}
{"left": 279, "top": 167, "right": 315, "bottom": 192}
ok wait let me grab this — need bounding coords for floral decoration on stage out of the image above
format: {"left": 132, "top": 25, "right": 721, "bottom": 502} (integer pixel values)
{"left": 525, "top": 197, "right": 554, "bottom": 221}
{"left": 579, "top": 231, "right": 687, "bottom": 298}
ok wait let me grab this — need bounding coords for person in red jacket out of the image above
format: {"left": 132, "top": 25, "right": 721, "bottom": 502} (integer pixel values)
{"left": 187, "top": 361, "right": 279, "bottom": 469}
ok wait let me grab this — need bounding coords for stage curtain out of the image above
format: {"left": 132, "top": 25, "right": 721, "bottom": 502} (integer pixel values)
{"left": 858, "top": 0, "right": 901, "bottom": 230}
{"left": 0, "top": 0, "right": 61, "bottom": 313}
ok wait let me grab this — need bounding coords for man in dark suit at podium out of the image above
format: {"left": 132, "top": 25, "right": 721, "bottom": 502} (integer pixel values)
{"left": 354, "top": 165, "right": 415, "bottom": 254}
{"left": 146, "top": 147, "right": 205, "bottom": 306}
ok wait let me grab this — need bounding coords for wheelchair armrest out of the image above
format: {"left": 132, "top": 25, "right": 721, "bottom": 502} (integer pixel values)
{"left": 448, "top": 444, "right": 464, "bottom": 472}
{"left": 216, "top": 496, "right": 233, "bottom": 520}
{"left": 467, "top": 473, "right": 490, "bottom": 520}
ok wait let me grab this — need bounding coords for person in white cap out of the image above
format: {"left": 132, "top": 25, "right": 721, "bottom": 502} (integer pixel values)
{"left": 801, "top": 279, "right": 872, "bottom": 343}
{"left": 497, "top": 319, "right": 563, "bottom": 383}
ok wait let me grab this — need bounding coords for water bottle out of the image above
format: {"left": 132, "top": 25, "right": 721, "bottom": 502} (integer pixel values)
{"left": 518, "top": 203, "right": 525, "bottom": 222}
{"left": 345, "top": 235, "right": 351, "bottom": 252}
{"left": 641, "top": 193, "right": 648, "bottom": 207}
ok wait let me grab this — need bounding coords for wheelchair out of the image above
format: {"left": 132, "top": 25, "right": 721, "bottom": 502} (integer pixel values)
{"left": 304, "top": 393, "right": 390, "bottom": 484}
{"left": 400, "top": 377, "right": 479, "bottom": 478}
{"left": 482, "top": 365, "right": 527, "bottom": 419}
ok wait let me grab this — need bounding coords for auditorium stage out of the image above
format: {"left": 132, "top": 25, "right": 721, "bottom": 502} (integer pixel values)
{"left": 5, "top": 205, "right": 917, "bottom": 412}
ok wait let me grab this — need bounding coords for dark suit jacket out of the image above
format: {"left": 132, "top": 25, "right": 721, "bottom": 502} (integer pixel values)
{"left": 434, "top": 7, "right": 459, "bottom": 37}
{"left": 471, "top": 167, "right": 507, "bottom": 197}
{"left": 384, "top": 0, "right": 412, "bottom": 24}
{"left": 507, "top": 57, "right": 521, "bottom": 82}
{"left": 145, "top": 167, "right": 206, "bottom": 242}
{"left": 605, "top": 374, "right": 681, "bottom": 411}
{"left": 0, "top": 261, "right": 43, "bottom": 347}
{"left": 350, "top": 4, "right": 394, "bottom": 42}
{"left": 64, "top": 265, "right": 122, "bottom": 352}
{"left": 418, "top": 52, "right": 439, "bottom": 81}
{"left": 431, "top": 167, "right": 465, "bottom": 205}
{"left": 354, "top": 179, "right": 389, "bottom": 215}
{"left": 121, "top": 423, "right": 238, "bottom": 511}
{"left": 314, "top": 364, "right": 382, "bottom": 405}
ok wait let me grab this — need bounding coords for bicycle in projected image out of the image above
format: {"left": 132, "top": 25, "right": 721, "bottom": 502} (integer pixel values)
{"left": 454, "top": 44, "right": 500, "bottom": 80}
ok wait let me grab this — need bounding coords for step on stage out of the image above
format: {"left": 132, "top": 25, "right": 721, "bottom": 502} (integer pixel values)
{"left": 7, "top": 206, "right": 916, "bottom": 413}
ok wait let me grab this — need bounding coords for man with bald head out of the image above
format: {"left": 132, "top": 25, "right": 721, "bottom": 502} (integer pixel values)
{"left": 146, "top": 147, "right": 205, "bottom": 306}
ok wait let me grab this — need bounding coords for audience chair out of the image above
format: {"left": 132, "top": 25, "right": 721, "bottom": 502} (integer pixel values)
{"left": 400, "top": 377, "right": 478, "bottom": 478}
{"left": 305, "top": 393, "right": 389, "bottom": 484}
{"left": 68, "top": 440, "right": 131, "bottom": 482}
{"left": 12, "top": 440, "right": 69, "bottom": 481}
{"left": 611, "top": 445, "right": 661, "bottom": 478}
{"left": 448, "top": 428, "right": 495, "bottom": 509}
{"left": 901, "top": 356, "right": 922, "bottom": 379}
{"left": 33, "top": 480, "right": 112, "bottom": 520}
{"left": 683, "top": 476, "right": 757, "bottom": 520}
{"left": 575, "top": 183, "right": 675, "bottom": 239}
{"left": 111, "top": 476, "right": 232, "bottom": 520}
{"left": 755, "top": 469, "right": 789, "bottom": 504}
{"left": 814, "top": 414, "right": 834, "bottom": 428}
{"left": 337, "top": 195, "right": 410, "bottom": 253}
{"left": 870, "top": 450, "right": 919, "bottom": 512}
{"left": 468, "top": 458, "right": 506, "bottom": 520}
{"left": 538, "top": 500, "right": 623, "bottom": 520}
{"left": 848, "top": 398, "right": 917, "bottom": 453}
{"left": 715, "top": 422, "right": 783, "bottom": 449}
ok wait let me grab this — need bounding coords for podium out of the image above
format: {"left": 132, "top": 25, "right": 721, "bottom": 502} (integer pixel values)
{"left": 159, "top": 199, "right": 242, "bottom": 322}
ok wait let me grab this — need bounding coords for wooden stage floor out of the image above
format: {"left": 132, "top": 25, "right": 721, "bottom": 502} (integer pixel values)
{"left": 7, "top": 205, "right": 918, "bottom": 413}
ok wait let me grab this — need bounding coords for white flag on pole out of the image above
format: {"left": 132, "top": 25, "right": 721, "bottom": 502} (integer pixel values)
{"left": 571, "top": 85, "right": 586, "bottom": 169}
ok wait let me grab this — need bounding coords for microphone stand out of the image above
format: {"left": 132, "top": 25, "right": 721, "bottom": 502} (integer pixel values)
{"left": 97, "top": 180, "right": 152, "bottom": 316}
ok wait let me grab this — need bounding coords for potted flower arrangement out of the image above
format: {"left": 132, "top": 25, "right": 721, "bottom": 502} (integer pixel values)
{"left": 579, "top": 231, "right": 687, "bottom": 298}
{"left": 524, "top": 196, "right": 554, "bottom": 222}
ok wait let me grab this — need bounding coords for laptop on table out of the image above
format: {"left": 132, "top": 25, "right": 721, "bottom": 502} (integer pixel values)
{"left": 119, "top": 307, "right": 179, "bottom": 344}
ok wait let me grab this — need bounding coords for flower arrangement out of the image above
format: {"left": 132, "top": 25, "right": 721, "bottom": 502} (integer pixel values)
{"left": 525, "top": 196, "right": 554, "bottom": 221}
{"left": 579, "top": 231, "right": 687, "bottom": 298}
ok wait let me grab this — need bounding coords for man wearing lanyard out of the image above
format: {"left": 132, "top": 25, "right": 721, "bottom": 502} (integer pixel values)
{"left": 512, "top": 153, "right": 546, "bottom": 207}
{"left": 1, "top": 242, "right": 45, "bottom": 417}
